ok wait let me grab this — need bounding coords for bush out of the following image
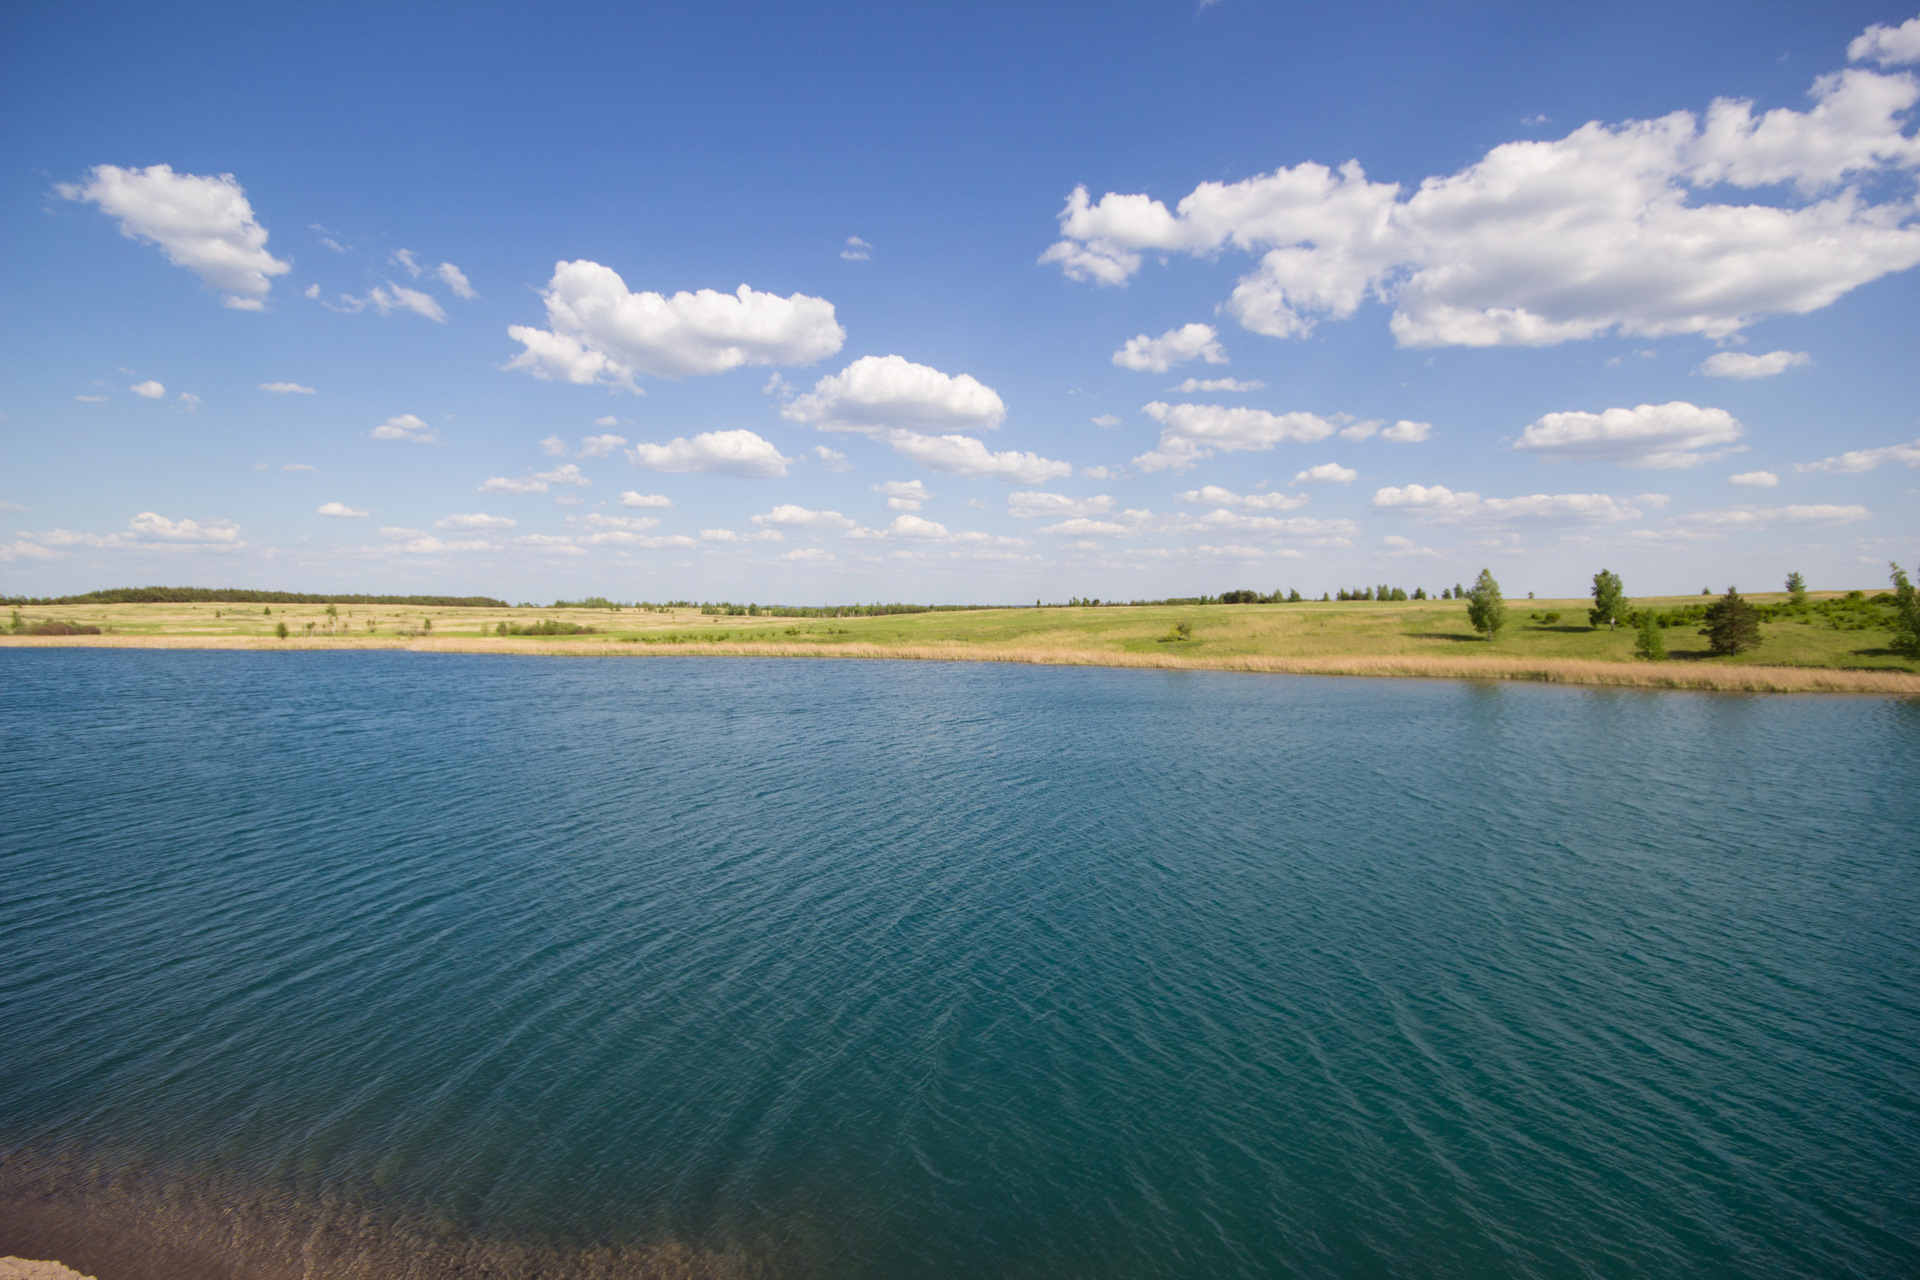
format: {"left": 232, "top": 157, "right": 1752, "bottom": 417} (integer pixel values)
{"left": 1634, "top": 610, "right": 1665, "bottom": 660}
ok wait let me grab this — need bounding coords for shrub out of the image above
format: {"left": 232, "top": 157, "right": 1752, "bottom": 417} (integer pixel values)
{"left": 1705, "top": 587, "right": 1762, "bottom": 655}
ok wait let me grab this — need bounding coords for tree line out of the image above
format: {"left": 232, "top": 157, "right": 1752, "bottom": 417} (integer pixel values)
{"left": 1, "top": 586, "right": 510, "bottom": 607}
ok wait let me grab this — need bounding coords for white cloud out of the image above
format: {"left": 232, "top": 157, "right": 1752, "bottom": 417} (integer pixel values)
{"left": 1379, "top": 534, "right": 1439, "bottom": 557}
{"left": 593, "top": 415, "right": 621, "bottom": 428}
{"left": 698, "top": 527, "right": 782, "bottom": 543}
{"left": 1294, "top": 462, "right": 1357, "bottom": 483}
{"left": 879, "top": 430, "right": 1072, "bottom": 483}
{"left": 19, "top": 511, "right": 246, "bottom": 554}
{"left": 304, "top": 284, "right": 321, "bottom": 297}
{"left": 393, "top": 249, "right": 424, "bottom": 277}
{"left": 478, "top": 475, "right": 547, "bottom": 495}
{"left": 58, "top": 164, "right": 290, "bottom": 308}
{"left": 1134, "top": 401, "right": 1337, "bottom": 472}
{"left": 1850, "top": 16, "right": 1920, "bottom": 66}
{"left": 175, "top": 391, "right": 200, "bottom": 409}
{"left": 813, "top": 445, "right": 852, "bottom": 472}
{"left": 578, "top": 433, "right": 627, "bottom": 458}
{"left": 1699, "top": 349, "right": 1811, "bottom": 379}
{"left": 371, "top": 413, "right": 438, "bottom": 443}
{"left": 131, "top": 380, "right": 165, "bottom": 399}
{"left": 1041, "top": 37, "right": 1920, "bottom": 348}
{"left": 506, "top": 261, "right": 844, "bottom": 388}
{"left": 1729, "top": 470, "right": 1779, "bottom": 487}
{"left": 1091, "top": 414, "right": 1122, "bottom": 428}
{"left": 129, "top": 511, "right": 243, "bottom": 543}
{"left": 619, "top": 491, "right": 672, "bottom": 507}
{"left": 1173, "top": 485, "right": 1308, "bottom": 510}
{"left": 316, "top": 502, "right": 368, "bottom": 517}
{"left": 1381, "top": 419, "right": 1432, "bottom": 442}
{"left": 1169, "top": 377, "right": 1264, "bottom": 393}
{"left": 1035, "top": 518, "right": 1135, "bottom": 538}
{"left": 753, "top": 504, "right": 856, "bottom": 530}
{"left": 1795, "top": 437, "right": 1920, "bottom": 473}
{"left": 1080, "top": 465, "right": 1118, "bottom": 480}
{"left": 1187, "top": 510, "right": 1356, "bottom": 540}
{"left": 1007, "top": 491, "right": 1114, "bottom": 519}
{"left": 539, "top": 436, "right": 569, "bottom": 457}
{"left": 1673, "top": 503, "right": 1871, "bottom": 528}
{"left": 260, "top": 381, "right": 316, "bottom": 395}
{"left": 535, "top": 463, "right": 590, "bottom": 486}
{"left": 780, "top": 547, "right": 835, "bottom": 562}
{"left": 873, "top": 479, "right": 932, "bottom": 510}
{"left": 436, "top": 512, "right": 516, "bottom": 530}
{"left": 627, "top": 429, "right": 792, "bottom": 477}
{"left": 1515, "top": 401, "right": 1743, "bottom": 468}
{"left": 1112, "top": 323, "right": 1227, "bottom": 372}
{"left": 574, "top": 513, "right": 661, "bottom": 532}
{"left": 369, "top": 284, "right": 446, "bottom": 322}
{"left": 75, "top": 394, "right": 108, "bottom": 402}
{"left": 1373, "top": 484, "right": 1642, "bottom": 526}
{"left": 842, "top": 236, "right": 872, "bottom": 261}
{"left": 282, "top": 463, "right": 315, "bottom": 472}
{"left": 784, "top": 354, "right": 1006, "bottom": 434}
{"left": 852, "top": 514, "right": 950, "bottom": 540}
{"left": 437, "top": 262, "right": 477, "bottom": 299}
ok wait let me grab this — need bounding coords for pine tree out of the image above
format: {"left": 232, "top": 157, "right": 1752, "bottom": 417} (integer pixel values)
{"left": 1705, "top": 586, "right": 1762, "bottom": 655}
{"left": 1465, "top": 569, "right": 1507, "bottom": 640}
{"left": 1888, "top": 563, "right": 1920, "bottom": 661}
{"left": 1589, "top": 569, "right": 1628, "bottom": 630}
{"left": 1634, "top": 609, "right": 1665, "bottom": 660}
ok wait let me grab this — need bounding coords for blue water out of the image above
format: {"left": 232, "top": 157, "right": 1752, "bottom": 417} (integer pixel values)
{"left": 2, "top": 650, "right": 1917, "bottom": 1278}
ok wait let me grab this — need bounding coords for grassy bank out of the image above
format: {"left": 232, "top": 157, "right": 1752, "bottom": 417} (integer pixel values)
{"left": 5, "top": 594, "right": 1916, "bottom": 693}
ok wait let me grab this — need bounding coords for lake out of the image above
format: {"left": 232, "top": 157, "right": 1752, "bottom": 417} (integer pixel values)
{"left": 2, "top": 650, "right": 1916, "bottom": 1278}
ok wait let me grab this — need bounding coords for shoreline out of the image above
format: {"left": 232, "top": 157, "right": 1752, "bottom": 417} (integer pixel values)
{"left": 4, "top": 634, "right": 1916, "bottom": 694}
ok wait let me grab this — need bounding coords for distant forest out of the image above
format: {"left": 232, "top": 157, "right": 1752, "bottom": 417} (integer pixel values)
{"left": 2, "top": 586, "right": 511, "bottom": 607}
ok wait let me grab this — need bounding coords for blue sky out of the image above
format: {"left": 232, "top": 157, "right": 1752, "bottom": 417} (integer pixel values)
{"left": 3, "top": 0, "right": 1917, "bottom": 603}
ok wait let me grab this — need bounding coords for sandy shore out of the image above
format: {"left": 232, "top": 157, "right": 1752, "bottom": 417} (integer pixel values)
{"left": 0, "top": 1260, "right": 94, "bottom": 1280}
{"left": 5, "top": 633, "right": 1917, "bottom": 694}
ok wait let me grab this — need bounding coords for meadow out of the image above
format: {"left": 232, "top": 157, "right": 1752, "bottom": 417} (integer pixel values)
{"left": 6, "top": 591, "right": 1917, "bottom": 694}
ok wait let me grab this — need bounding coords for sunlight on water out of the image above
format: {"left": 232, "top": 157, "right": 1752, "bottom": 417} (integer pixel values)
{"left": 3, "top": 652, "right": 1917, "bottom": 1278}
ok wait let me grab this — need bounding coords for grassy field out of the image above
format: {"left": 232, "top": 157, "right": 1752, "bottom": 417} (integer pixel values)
{"left": 6, "top": 592, "right": 1916, "bottom": 694}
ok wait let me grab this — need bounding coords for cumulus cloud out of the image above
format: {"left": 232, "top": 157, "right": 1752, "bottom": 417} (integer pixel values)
{"left": 75, "top": 394, "right": 108, "bottom": 403}
{"left": 537, "top": 464, "right": 589, "bottom": 486}
{"left": 506, "top": 261, "right": 844, "bottom": 389}
{"left": 619, "top": 491, "right": 673, "bottom": 507}
{"left": 784, "top": 355, "right": 1006, "bottom": 434}
{"left": 1184, "top": 510, "right": 1357, "bottom": 540}
{"left": 1112, "top": 323, "right": 1228, "bottom": 372}
{"left": 578, "top": 433, "right": 627, "bottom": 458}
{"left": 573, "top": 513, "right": 661, "bottom": 532}
{"left": 1372, "top": 484, "right": 1643, "bottom": 526}
{"left": 1795, "top": 437, "right": 1920, "bottom": 473}
{"left": 627, "top": 429, "right": 792, "bottom": 477}
{"left": 369, "top": 284, "right": 446, "bottom": 322}
{"left": 1381, "top": 419, "right": 1433, "bottom": 442}
{"left": 371, "top": 413, "right": 438, "bottom": 443}
{"left": 1380, "top": 534, "right": 1439, "bottom": 557}
{"left": 1134, "top": 401, "right": 1337, "bottom": 472}
{"left": 873, "top": 479, "right": 932, "bottom": 510}
{"left": 437, "top": 262, "right": 477, "bottom": 299}
{"left": 1092, "top": 414, "right": 1122, "bottom": 428}
{"left": 1514, "top": 401, "right": 1743, "bottom": 468}
{"left": 841, "top": 236, "right": 872, "bottom": 261}
{"left": 780, "top": 547, "right": 835, "bottom": 562}
{"left": 260, "top": 381, "right": 315, "bottom": 395}
{"left": 476, "top": 464, "right": 586, "bottom": 495}
{"left": 813, "top": 445, "right": 852, "bottom": 472}
{"left": 128, "top": 512, "right": 243, "bottom": 543}
{"left": 1673, "top": 503, "right": 1871, "bottom": 528}
{"left": 1041, "top": 33, "right": 1920, "bottom": 347}
{"left": 1850, "top": 16, "right": 1920, "bottom": 66}
{"left": 1729, "top": 470, "right": 1779, "bottom": 487}
{"left": 1007, "top": 491, "right": 1115, "bottom": 519}
{"left": 850, "top": 514, "right": 950, "bottom": 540}
{"left": 58, "top": 164, "right": 290, "bottom": 309}
{"left": 1169, "top": 377, "right": 1264, "bottom": 393}
{"left": 539, "top": 436, "right": 569, "bottom": 457}
{"left": 752, "top": 504, "right": 856, "bottom": 530}
{"left": 1036, "top": 517, "right": 1135, "bottom": 538}
{"left": 436, "top": 512, "right": 516, "bottom": 530}
{"left": 22, "top": 511, "right": 250, "bottom": 556}
{"left": 316, "top": 502, "right": 368, "bottom": 517}
{"left": 1699, "top": 349, "right": 1811, "bottom": 379}
{"left": 878, "top": 430, "right": 1072, "bottom": 483}
{"left": 1173, "top": 485, "right": 1308, "bottom": 510}
{"left": 131, "top": 380, "right": 165, "bottom": 399}
{"left": 1294, "top": 462, "right": 1357, "bottom": 483}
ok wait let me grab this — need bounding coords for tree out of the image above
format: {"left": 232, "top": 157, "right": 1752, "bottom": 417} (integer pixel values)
{"left": 1465, "top": 569, "right": 1507, "bottom": 640}
{"left": 1785, "top": 571, "right": 1807, "bottom": 605}
{"left": 1634, "top": 609, "right": 1665, "bottom": 660}
{"left": 1589, "top": 569, "right": 1629, "bottom": 630}
{"left": 275, "top": 621, "right": 288, "bottom": 639}
{"left": 1888, "top": 563, "right": 1920, "bottom": 661}
{"left": 1705, "top": 586, "right": 1762, "bottom": 655}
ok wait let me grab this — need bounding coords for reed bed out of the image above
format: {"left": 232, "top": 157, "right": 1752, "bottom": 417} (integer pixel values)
{"left": 7, "top": 632, "right": 1917, "bottom": 693}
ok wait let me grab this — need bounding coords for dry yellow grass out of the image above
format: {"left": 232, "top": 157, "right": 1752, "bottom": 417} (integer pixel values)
{"left": 7, "top": 631, "right": 1916, "bottom": 694}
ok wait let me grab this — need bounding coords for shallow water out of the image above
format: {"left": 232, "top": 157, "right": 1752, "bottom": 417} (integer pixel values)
{"left": 2, "top": 650, "right": 1916, "bottom": 1278}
